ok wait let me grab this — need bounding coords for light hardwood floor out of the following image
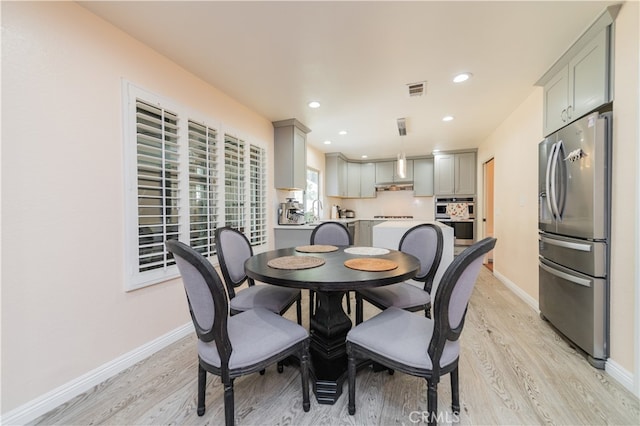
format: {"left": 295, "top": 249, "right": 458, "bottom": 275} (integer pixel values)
{"left": 32, "top": 268, "right": 639, "bottom": 425}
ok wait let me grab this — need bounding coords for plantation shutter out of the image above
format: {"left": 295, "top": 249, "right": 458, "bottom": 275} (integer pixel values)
{"left": 135, "top": 100, "right": 180, "bottom": 273}
{"left": 249, "top": 144, "right": 267, "bottom": 246}
{"left": 188, "top": 121, "right": 218, "bottom": 256}
{"left": 224, "top": 135, "right": 245, "bottom": 232}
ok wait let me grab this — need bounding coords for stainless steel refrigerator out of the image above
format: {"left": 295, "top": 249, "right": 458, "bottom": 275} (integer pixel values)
{"left": 538, "top": 110, "right": 611, "bottom": 369}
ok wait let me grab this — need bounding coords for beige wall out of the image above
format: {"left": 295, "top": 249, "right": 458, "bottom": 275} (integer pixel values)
{"left": 476, "top": 1, "right": 638, "bottom": 375}
{"left": 476, "top": 89, "right": 542, "bottom": 302}
{"left": 1, "top": 1, "right": 273, "bottom": 412}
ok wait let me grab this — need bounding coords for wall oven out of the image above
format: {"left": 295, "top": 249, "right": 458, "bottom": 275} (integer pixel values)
{"left": 435, "top": 196, "right": 476, "bottom": 245}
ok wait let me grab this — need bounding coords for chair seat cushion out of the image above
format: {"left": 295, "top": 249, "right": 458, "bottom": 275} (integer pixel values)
{"left": 347, "top": 307, "right": 459, "bottom": 370}
{"left": 230, "top": 283, "right": 300, "bottom": 313}
{"left": 358, "top": 281, "right": 431, "bottom": 309}
{"left": 198, "top": 308, "right": 308, "bottom": 369}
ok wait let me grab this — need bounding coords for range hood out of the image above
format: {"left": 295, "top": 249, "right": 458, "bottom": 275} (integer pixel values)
{"left": 375, "top": 183, "right": 414, "bottom": 192}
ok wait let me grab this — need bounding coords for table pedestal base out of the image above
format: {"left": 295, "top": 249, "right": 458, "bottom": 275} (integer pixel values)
{"left": 309, "top": 291, "right": 352, "bottom": 404}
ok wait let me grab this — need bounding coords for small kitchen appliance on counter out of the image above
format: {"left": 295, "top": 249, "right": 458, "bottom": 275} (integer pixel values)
{"left": 278, "top": 198, "right": 306, "bottom": 225}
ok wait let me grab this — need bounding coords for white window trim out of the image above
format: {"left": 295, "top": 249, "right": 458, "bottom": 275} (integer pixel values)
{"left": 122, "top": 81, "right": 269, "bottom": 291}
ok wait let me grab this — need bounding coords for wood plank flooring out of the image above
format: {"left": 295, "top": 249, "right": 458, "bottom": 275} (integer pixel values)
{"left": 31, "top": 268, "right": 639, "bottom": 425}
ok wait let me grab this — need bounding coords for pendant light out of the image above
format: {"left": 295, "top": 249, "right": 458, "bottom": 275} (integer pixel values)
{"left": 396, "top": 118, "right": 407, "bottom": 179}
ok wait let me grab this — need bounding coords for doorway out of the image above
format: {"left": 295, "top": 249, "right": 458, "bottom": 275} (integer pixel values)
{"left": 483, "top": 158, "right": 495, "bottom": 269}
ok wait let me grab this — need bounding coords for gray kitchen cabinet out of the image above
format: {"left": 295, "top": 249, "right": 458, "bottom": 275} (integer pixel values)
{"left": 413, "top": 158, "right": 434, "bottom": 196}
{"left": 375, "top": 160, "right": 414, "bottom": 183}
{"left": 434, "top": 152, "right": 476, "bottom": 195}
{"left": 375, "top": 161, "right": 394, "bottom": 183}
{"left": 359, "top": 162, "right": 376, "bottom": 198}
{"left": 542, "top": 27, "right": 611, "bottom": 136}
{"left": 274, "top": 228, "right": 313, "bottom": 249}
{"left": 273, "top": 119, "right": 310, "bottom": 190}
{"left": 327, "top": 154, "right": 376, "bottom": 198}
{"left": 347, "top": 162, "right": 361, "bottom": 197}
{"left": 356, "top": 220, "right": 373, "bottom": 246}
{"left": 326, "top": 153, "right": 348, "bottom": 197}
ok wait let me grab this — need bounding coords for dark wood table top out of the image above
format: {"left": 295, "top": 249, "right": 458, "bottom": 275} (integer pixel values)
{"left": 245, "top": 246, "right": 420, "bottom": 292}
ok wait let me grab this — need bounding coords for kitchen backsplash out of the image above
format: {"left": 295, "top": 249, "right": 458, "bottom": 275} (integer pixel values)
{"left": 328, "top": 191, "right": 435, "bottom": 220}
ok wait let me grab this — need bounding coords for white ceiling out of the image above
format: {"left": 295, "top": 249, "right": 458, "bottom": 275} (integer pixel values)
{"left": 80, "top": 1, "right": 616, "bottom": 160}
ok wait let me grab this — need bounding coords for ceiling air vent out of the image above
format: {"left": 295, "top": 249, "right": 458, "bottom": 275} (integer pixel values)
{"left": 407, "top": 81, "right": 426, "bottom": 97}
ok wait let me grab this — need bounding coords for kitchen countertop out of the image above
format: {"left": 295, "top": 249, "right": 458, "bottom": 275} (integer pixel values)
{"left": 274, "top": 217, "right": 434, "bottom": 230}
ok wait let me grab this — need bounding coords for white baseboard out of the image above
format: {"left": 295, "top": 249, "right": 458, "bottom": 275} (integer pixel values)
{"left": 605, "top": 358, "right": 636, "bottom": 395}
{"left": 493, "top": 269, "right": 540, "bottom": 312}
{"left": 1, "top": 323, "right": 193, "bottom": 426}
{"left": 493, "top": 269, "right": 638, "bottom": 398}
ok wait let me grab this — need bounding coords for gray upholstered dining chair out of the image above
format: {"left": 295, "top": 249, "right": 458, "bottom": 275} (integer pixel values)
{"left": 355, "top": 223, "right": 443, "bottom": 324}
{"left": 309, "top": 221, "right": 353, "bottom": 317}
{"left": 346, "top": 237, "right": 497, "bottom": 426}
{"left": 165, "top": 239, "right": 310, "bottom": 426}
{"left": 215, "top": 226, "right": 302, "bottom": 325}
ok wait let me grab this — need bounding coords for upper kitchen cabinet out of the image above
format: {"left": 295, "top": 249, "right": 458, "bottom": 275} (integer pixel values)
{"left": 375, "top": 160, "right": 413, "bottom": 184}
{"left": 359, "top": 162, "right": 376, "bottom": 198}
{"left": 538, "top": 6, "right": 619, "bottom": 136}
{"left": 273, "top": 119, "right": 310, "bottom": 190}
{"left": 326, "top": 153, "right": 376, "bottom": 198}
{"left": 413, "top": 157, "right": 434, "bottom": 196}
{"left": 434, "top": 152, "right": 476, "bottom": 195}
{"left": 326, "top": 153, "right": 348, "bottom": 197}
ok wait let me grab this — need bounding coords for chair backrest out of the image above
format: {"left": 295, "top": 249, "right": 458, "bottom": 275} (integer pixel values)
{"left": 428, "top": 237, "right": 497, "bottom": 371}
{"left": 398, "top": 223, "right": 443, "bottom": 291}
{"left": 310, "top": 221, "right": 353, "bottom": 245}
{"left": 165, "top": 239, "right": 232, "bottom": 364}
{"left": 215, "top": 227, "right": 254, "bottom": 298}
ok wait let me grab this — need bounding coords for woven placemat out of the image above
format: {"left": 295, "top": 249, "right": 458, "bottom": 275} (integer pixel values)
{"left": 344, "top": 258, "right": 398, "bottom": 272}
{"left": 267, "top": 255, "right": 326, "bottom": 270}
{"left": 295, "top": 244, "right": 339, "bottom": 253}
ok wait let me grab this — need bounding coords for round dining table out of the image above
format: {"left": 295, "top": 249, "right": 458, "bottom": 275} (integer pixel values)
{"left": 244, "top": 245, "right": 420, "bottom": 405}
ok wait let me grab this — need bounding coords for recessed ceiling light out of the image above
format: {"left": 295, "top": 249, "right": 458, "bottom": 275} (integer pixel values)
{"left": 323, "top": 140, "right": 332, "bottom": 145}
{"left": 453, "top": 73, "right": 472, "bottom": 83}
{"left": 442, "top": 116, "right": 454, "bottom": 122}
{"left": 339, "top": 130, "right": 348, "bottom": 135}
{"left": 361, "top": 155, "right": 368, "bottom": 159}
{"left": 308, "top": 101, "right": 321, "bottom": 108}
{"left": 432, "top": 149, "right": 441, "bottom": 153}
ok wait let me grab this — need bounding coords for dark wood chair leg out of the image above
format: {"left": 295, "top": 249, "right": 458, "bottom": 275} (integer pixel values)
{"left": 451, "top": 366, "right": 460, "bottom": 415}
{"left": 224, "top": 379, "right": 234, "bottom": 426}
{"left": 345, "top": 291, "right": 351, "bottom": 314}
{"left": 355, "top": 294, "right": 363, "bottom": 325}
{"left": 296, "top": 298, "right": 302, "bottom": 325}
{"left": 301, "top": 341, "right": 310, "bottom": 412}
{"left": 427, "top": 379, "right": 438, "bottom": 426}
{"left": 348, "top": 348, "right": 356, "bottom": 415}
{"left": 197, "top": 364, "right": 206, "bottom": 416}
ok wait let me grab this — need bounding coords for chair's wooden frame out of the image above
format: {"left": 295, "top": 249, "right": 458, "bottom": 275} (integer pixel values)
{"left": 166, "top": 240, "right": 310, "bottom": 426}
{"left": 347, "top": 237, "right": 497, "bottom": 426}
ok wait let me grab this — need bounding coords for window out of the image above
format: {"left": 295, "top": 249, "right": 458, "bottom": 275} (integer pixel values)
{"left": 188, "top": 121, "right": 218, "bottom": 256}
{"left": 249, "top": 144, "right": 267, "bottom": 245}
{"left": 134, "top": 100, "right": 180, "bottom": 276}
{"left": 224, "top": 134, "right": 245, "bottom": 232}
{"left": 305, "top": 167, "right": 320, "bottom": 219}
{"left": 123, "top": 82, "right": 267, "bottom": 290}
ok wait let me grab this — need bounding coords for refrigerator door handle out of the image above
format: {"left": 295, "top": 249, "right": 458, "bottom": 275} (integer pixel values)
{"left": 545, "top": 142, "right": 558, "bottom": 220}
{"left": 539, "top": 235, "right": 592, "bottom": 252}
{"left": 539, "top": 260, "right": 592, "bottom": 287}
